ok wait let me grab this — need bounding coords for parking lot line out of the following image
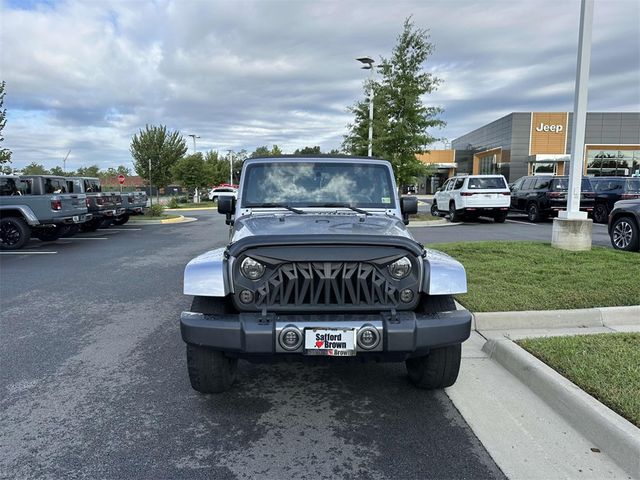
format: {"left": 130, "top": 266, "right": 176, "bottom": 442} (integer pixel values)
{"left": 505, "top": 219, "right": 539, "bottom": 226}
{"left": 0, "top": 251, "right": 57, "bottom": 255}
{"left": 101, "top": 228, "right": 142, "bottom": 231}
{"left": 62, "top": 237, "right": 108, "bottom": 240}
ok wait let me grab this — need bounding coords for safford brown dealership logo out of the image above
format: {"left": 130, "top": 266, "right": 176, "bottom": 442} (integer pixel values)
{"left": 530, "top": 112, "right": 568, "bottom": 155}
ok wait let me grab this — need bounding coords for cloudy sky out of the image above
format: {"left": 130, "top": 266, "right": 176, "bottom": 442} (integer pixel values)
{"left": 1, "top": 0, "right": 639, "bottom": 172}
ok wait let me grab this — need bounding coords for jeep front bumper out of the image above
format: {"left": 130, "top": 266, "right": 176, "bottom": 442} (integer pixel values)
{"left": 180, "top": 310, "right": 471, "bottom": 357}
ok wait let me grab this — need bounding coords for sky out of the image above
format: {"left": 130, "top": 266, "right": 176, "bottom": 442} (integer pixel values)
{"left": 1, "top": 0, "right": 639, "bottom": 173}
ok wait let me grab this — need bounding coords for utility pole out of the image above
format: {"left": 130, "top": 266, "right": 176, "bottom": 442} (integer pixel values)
{"left": 148, "top": 158, "right": 153, "bottom": 207}
{"left": 356, "top": 57, "right": 375, "bottom": 157}
{"left": 551, "top": 0, "right": 594, "bottom": 251}
{"left": 228, "top": 150, "right": 233, "bottom": 185}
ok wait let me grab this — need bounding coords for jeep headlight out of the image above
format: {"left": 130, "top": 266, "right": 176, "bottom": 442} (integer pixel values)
{"left": 240, "top": 257, "right": 265, "bottom": 280}
{"left": 388, "top": 257, "right": 412, "bottom": 279}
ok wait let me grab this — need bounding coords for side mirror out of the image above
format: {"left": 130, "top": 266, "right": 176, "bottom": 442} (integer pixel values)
{"left": 400, "top": 196, "right": 418, "bottom": 225}
{"left": 218, "top": 196, "right": 236, "bottom": 225}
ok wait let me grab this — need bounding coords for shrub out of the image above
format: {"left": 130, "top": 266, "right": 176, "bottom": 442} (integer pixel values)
{"left": 168, "top": 197, "right": 179, "bottom": 209}
{"left": 177, "top": 195, "right": 189, "bottom": 204}
{"left": 147, "top": 204, "right": 165, "bottom": 217}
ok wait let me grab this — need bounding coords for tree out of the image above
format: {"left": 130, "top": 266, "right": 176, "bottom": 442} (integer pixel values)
{"left": 293, "top": 146, "right": 321, "bottom": 155}
{"left": 250, "top": 145, "right": 283, "bottom": 158}
{"left": 50, "top": 166, "right": 73, "bottom": 176}
{"left": 75, "top": 165, "right": 101, "bottom": 177}
{"left": 0, "top": 81, "right": 11, "bottom": 165}
{"left": 99, "top": 165, "right": 131, "bottom": 179}
{"left": 130, "top": 124, "right": 187, "bottom": 201}
{"left": 172, "top": 153, "right": 208, "bottom": 191}
{"left": 343, "top": 17, "right": 445, "bottom": 187}
{"left": 21, "top": 162, "right": 48, "bottom": 175}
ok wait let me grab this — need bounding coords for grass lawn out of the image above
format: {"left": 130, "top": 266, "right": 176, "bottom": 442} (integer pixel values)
{"left": 134, "top": 213, "right": 182, "bottom": 220}
{"left": 518, "top": 333, "right": 640, "bottom": 427}
{"left": 429, "top": 241, "right": 640, "bottom": 312}
{"left": 168, "top": 201, "right": 216, "bottom": 209}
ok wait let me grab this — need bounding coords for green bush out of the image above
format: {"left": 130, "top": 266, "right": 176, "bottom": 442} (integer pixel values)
{"left": 177, "top": 196, "right": 189, "bottom": 204}
{"left": 168, "top": 197, "right": 180, "bottom": 209}
{"left": 147, "top": 204, "right": 165, "bottom": 217}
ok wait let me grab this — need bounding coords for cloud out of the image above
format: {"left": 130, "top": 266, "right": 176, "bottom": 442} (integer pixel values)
{"left": 1, "top": 0, "right": 638, "bottom": 171}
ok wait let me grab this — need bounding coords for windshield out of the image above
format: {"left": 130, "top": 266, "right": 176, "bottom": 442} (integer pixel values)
{"left": 627, "top": 178, "right": 640, "bottom": 193}
{"left": 241, "top": 162, "right": 396, "bottom": 209}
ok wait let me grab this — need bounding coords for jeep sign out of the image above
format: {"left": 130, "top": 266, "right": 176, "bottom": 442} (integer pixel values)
{"left": 535, "top": 123, "right": 564, "bottom": 133}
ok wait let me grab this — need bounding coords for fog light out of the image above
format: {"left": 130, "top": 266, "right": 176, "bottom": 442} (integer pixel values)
{"left": 400, "top": 288, "right": 414, "bottom": 303}
{"left": 240, "top": 257, "right": 265, "bottom": 280}
{"left": 279, "top": 327, "right": 302, "bottom": 351}
{"left": 239, "top": 290, "right": 254, "bottom": 304}
{"left": 357, "top": 326, "right": 379, "bottom": 350}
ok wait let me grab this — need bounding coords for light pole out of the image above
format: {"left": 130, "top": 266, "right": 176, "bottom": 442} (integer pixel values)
{"left": 551, "top": 0, "right": 594, "bottom": 251}
{"left": 228, "top": 150, "right": 233, "bottom": 185}
{"left": 148, "top": 158, "right": 152, "bottom": 206}
{"left": 357, "top": 57, "right": 375, "bottom": 157}
{"left": 188, "top": 134, "right": 200, "bottom": 154}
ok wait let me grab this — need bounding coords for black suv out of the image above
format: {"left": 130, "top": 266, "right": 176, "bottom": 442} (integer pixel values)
{"left": 608, "top": 199, "right": 640, "bottom": 251}
{"left": 590, "top": 177, "right": 640, "bottom": 224}
{"left": 509, "top": 175, "right": 595, "bottom": 222}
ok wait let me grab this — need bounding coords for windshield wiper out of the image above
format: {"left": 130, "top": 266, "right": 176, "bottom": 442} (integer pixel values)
{"left": 316, "top": 203, "right": 372, "bottom": 215}
{"left": 250, "top": 203, "right": 306, "bottom": 214}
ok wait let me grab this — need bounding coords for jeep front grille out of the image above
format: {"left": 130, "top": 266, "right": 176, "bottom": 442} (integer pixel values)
{"left": 254, "top": 262, "right": 401, "bottom": 308}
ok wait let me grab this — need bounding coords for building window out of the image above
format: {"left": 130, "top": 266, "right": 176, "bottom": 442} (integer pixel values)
{"left": 530, "top": 162, "right": 556, "bottom": 175}
{"left": 587, "top": 149, "right": 640, "bottom": 177}
{"left": 479, "top": 154, "right": 496, "bottom": 174}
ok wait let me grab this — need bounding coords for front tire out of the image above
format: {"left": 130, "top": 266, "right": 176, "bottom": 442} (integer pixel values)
{"left": 405, "top": 294, "right": 462, "bottom": 389}
{"left": 59, "top": 225, "right": 80, "bottom": 238}
{"left": 80, "top": 218, "right": 100, "bottom": 232}
{"left": 430, "top": 201, "right": 440, "bottom": 217}
{"left": 406, "top": 344, "right": 462, "bottom": 389}
{"left": 611, "top": 216, "right": 639, "bottom": 251}
{"left": 186, "top": 296, "right": 238, "bottom": 393}
{"left": 35, "top": 227, "right": 61, "bottom": 242}
{"left": 186, "top": 345, "right": 238, "bottom": 393}
{"left": 0, "top": 217, "right": 31, "bottom": 250}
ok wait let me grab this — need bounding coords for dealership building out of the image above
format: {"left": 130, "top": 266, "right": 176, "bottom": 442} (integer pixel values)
{"left": 416, "top": 112, "right": 640, "bottom": 193}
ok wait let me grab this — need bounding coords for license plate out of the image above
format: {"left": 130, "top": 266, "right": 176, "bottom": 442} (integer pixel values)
{"left": 304, "top": 328, "right": 356, "bottom": 356}
{"left": 73, "top": 215, "right": 80, "bottom": 222}
{"left": 483, "top": 194, "right": 494, "bottom": 198}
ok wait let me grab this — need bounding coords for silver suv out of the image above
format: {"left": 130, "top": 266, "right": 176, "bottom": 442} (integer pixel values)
{"left": 179, "top": 156, "right": 472, "bottom": 393}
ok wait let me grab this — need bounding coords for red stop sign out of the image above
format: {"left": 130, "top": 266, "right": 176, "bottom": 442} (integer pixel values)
{"left": 117, "top": 174, "right": 126, "bottom": 184}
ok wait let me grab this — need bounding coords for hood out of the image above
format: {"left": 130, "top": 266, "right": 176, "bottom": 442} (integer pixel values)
{"left": 231, "top": 213, "right": 413, "bottom": 242}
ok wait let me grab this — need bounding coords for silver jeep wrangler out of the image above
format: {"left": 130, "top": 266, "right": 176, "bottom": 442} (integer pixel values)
{"left": 180, "top": 156, "right": 471, "bottom": 393}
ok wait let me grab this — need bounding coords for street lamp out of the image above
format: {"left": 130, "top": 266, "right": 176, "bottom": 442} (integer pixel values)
{"left": 188, "top": 134, "right": 200, "bottom": 154}
{"left": 356, "top": 57, "right": 375, "bottom": 157}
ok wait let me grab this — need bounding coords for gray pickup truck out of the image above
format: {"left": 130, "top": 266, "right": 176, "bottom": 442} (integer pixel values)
{"left": 113, "top": 191, "right": 147, "bottom": 225}
{"left": 0, "top": 175, "right": 91, "bottom": 249}
{"left": 180, "top": 156, "right": 471, "bottom": 393}
{"left": 66, "top": 177, "right": 125, "bottom": 231}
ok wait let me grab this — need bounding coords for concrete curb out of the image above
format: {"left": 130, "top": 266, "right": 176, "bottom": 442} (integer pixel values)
{"left": 408, "top": 219, "right": 457, "bottom": 228}
{"left": 473, "top": 305, "right": 640, "bottom": 330}
{"left": 164, "top": 206, "right": 218, "bottom": 212}
{"left": 482, "top": 338, "right": 640, "bottom": 477}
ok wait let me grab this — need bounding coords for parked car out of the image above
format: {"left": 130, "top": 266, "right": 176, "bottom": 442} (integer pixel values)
{"left": 208, "top": 186, "right": 237, "bottom": 202}
{"left": 66, "top": 177, "right": 125, "bottom": 231}
{"left": 431, "top": 174, "right": 510, "bottom": 223}
{"left": 509, "top": 175, "right": 595, "bottom": 222}
{"left": 180, "top": 156, "right": 471, "bottom": 393}
{"left": 608, "top": 199, "right": 640, "bottom": 251}
{"left": 590, "top": 177, "right": 640, "bottom": 223}
{"left": 113, "top": 191, "right": 147, "bottom": 225}
{"left": 0, "top": 175, "right": 91, "bottom": 249}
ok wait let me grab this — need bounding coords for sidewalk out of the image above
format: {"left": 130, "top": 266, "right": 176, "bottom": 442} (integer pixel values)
{"left": 447, "top": 307, "right": 640, "bottom": 479}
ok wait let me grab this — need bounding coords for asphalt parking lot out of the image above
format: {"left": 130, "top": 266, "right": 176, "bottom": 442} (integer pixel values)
{"left": 0, "top": 213, "right": 506, "bottom": 479}
{"left": 0, "top": 209, "right": 615, "bottom": 479}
